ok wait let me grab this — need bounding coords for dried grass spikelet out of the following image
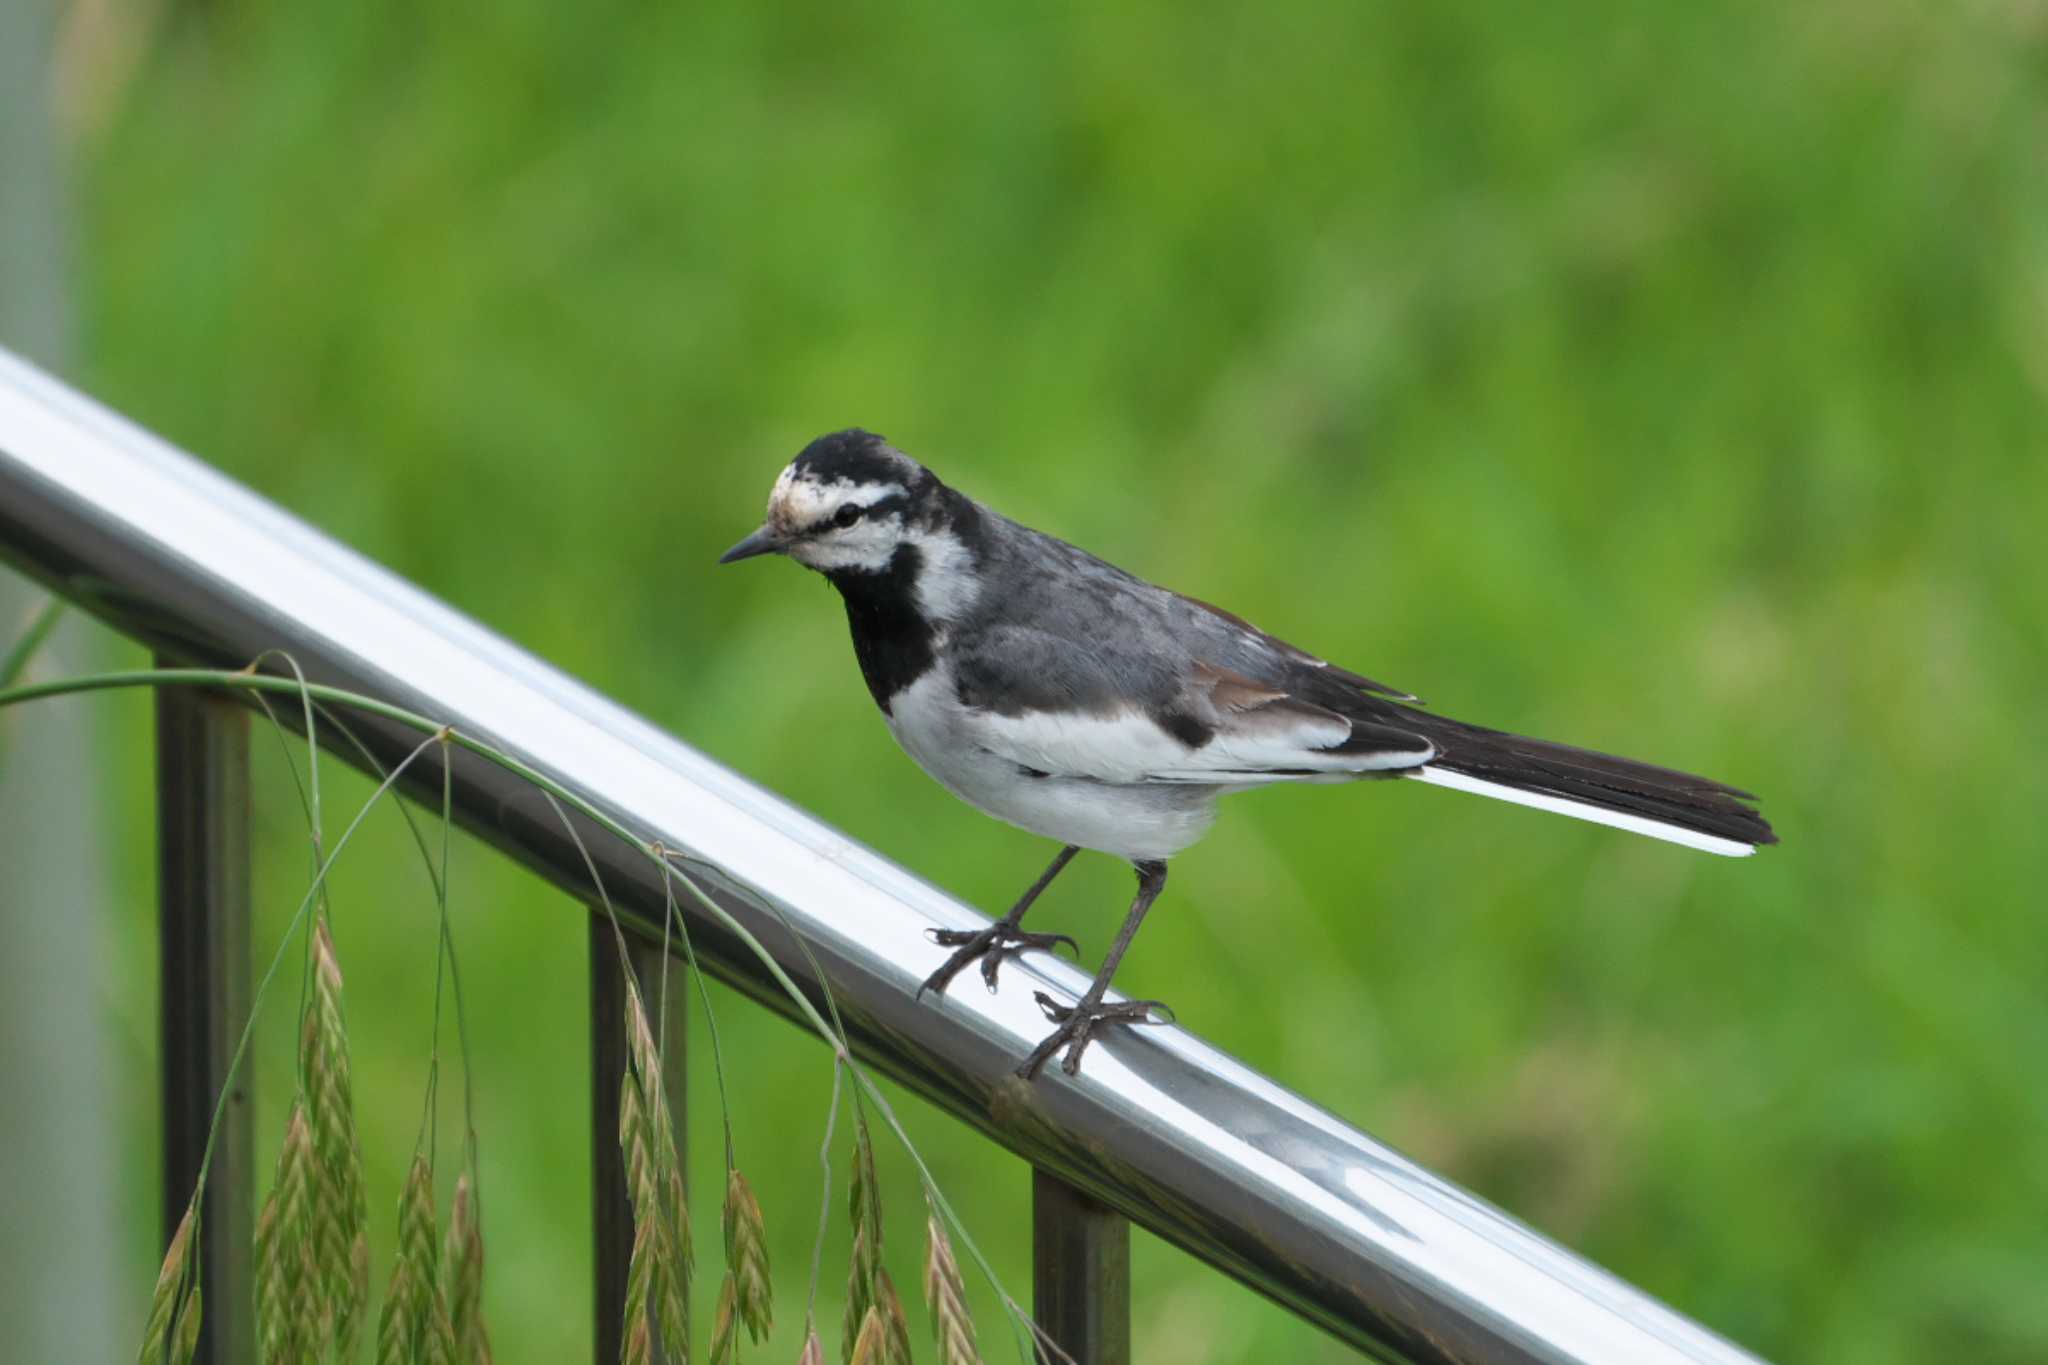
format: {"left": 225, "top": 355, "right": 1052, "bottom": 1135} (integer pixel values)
{"left": 841, "top": 1121, "right": 878, "bottom": 1363}
{"left": 253, "top": 1191, "right": 282, "bottom": 1356}
{"left": 618, "top": 1071, "right": 657, "bottom": 1365}
{"left": 445, "top": 1173, "right": 494, "bottom": 1365}
{"left": 377, "top": 1152, "right": 458, "bottom": 1365}
{"left": 872, "top": 1269, "right": 913, "bottom": 1365}
{"left": 305, "top": 915, "right": 371, "bottom": 1355}
{"left": 135, "top": 1200, "right": 190, "bottom": 1355}
{"left": 660, "top": 1161, "right": 692, "bottom": 1356}
{"left": 277, "top": 1101, "right": 323, "bottom": 1355}
{"left": 618, "top": 983, "right": 690, "bottom": 1361}
{"left": 169, "top": 1284, "right": 203, "bottom": 1365}
{"left": 137, "top": 1200, "right": 200, "bottom": 1365}
{"left": 922, "top": 1212, "right": 981, "bottom": 1365}
{"left": 708, "top": 1271, "right": 738, "bottom": 1365}
{"left": 255, "top": 1187, "right": 303, "bottom": 1365}
{"left": 622, "top": 1205, "right": 659, "bottom": 1365}
{"left": 797, "top": 1327, "right": 826, "bottom": 1365}
{"left": 848, "top": 1116, "right": 882, "bottom": 1272}
{"left": 375, "top": 1259, "right": 416, "bottom": 1365}
{"left": 841, "top": 1114, "right": 908, "bottom": 1365}
{"left": 847, "top": 1307, "right": 886, "bottom": 1365}
{"left": 841, "top": 1229, "right": 871, "bottom": 1365}
{"left": 162, "top": 1290, "right": 206, "bottom": 1364}
{"left": 723, "top": 1167, "right": 773, "bottom": 1343}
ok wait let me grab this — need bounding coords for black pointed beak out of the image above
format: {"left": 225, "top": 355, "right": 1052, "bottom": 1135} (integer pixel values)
{"left": 717, "top": 525, "right": 784, "bottom": 565}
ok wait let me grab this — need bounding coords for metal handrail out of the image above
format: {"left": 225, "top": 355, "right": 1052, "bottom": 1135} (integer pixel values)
{"left": 0, "top": 346, "right": 1764, "bottom": 1365}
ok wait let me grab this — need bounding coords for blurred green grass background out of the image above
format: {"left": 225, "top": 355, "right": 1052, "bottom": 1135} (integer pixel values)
{"left": 44, "top": 0, "right": 2048, "bottom": 1360}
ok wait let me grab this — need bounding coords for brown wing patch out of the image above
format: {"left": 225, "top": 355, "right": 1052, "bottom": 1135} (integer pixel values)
{"left": 1190, "top": 660, "right": 1288, "bottom": 713}
{"left": 1175, "top": 592, "right": 1418, "bottom": 702}
{"left": 1187, "top": 662, "right": 1352, "bottom": 743}
{"left": 1160, "top": 660, "right": 1433, "bottom": 774}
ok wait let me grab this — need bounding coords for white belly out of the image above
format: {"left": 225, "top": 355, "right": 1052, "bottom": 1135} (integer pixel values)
{"left": 884, "top": 668, "right": 1220, "bottom": 862}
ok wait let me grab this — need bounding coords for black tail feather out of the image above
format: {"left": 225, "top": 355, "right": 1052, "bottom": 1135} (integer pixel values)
{"left": 1396, "top": 709, "right": 1776, "bottom": 848}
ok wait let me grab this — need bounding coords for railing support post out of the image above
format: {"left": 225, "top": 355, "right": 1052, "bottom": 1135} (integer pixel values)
{"left": 1033, "top": 1168, "right": 1131, "bottom": 1365}
{"left": 156, "top": 669, "right": 254, "bottom": 1365}
{"left": 591, "top": 915, "right": 687, "bottom": 1363}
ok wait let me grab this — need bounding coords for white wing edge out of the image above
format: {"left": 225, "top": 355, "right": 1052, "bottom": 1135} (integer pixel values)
{"left": 1407, "top": 765, "right": 1756, "bottom": 858}
{"left": 973, "top": 704, "right": 1435, "bottom": 786}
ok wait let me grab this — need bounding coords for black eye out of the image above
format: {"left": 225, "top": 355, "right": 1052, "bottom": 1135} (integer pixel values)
{"left": 832, "top": 503, "right": 864, "bottom": 529}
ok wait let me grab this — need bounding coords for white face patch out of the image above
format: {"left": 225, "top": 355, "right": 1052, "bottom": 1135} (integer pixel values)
{"left": 787, "top": 521, "right": 899, "bottom": 572}
{"left": 764, "top": 463, "right": 982, "bottom": 620}
{"left": 767, "top": 468, "right": 909, "bottom": 573}
{"left": 766, "top": 467, "right": 905, "bottom": 530}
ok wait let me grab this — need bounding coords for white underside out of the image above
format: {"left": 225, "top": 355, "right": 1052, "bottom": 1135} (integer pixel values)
{"left": 886, "top": 666, "right": 1223, "bottom": 860}
{"left": 1406, "top": 765, "right": 1754, "bottom": 857}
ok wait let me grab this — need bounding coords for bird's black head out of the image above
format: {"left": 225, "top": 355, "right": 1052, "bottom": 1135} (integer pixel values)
{"left": 718, "top": 429, "right": 968, "bottom": 579}
{"left": 786, "top": 429, "right": 925, "bottom": 492}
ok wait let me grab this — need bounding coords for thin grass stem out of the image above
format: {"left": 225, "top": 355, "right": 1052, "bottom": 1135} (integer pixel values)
{"left": 0, "top": 596, "right": 64, "bottom": 689}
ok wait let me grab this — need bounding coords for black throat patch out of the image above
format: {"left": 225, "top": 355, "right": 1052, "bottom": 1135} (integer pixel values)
{"left": 827, "top": 543, "right": 937, "bottom": 714}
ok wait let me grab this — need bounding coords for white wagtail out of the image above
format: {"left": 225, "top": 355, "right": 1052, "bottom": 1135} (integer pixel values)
{"left": 721, "top": 431, "right": 1775, "bottom": 1077}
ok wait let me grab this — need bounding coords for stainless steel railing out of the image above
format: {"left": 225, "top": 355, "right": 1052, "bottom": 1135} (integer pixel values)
{"left": 0, "top": 345, "right": 1766, "bottom": 1365}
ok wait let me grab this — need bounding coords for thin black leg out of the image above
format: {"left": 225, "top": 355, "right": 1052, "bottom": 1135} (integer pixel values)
{"left": 156, "top": 672, "right": 254, "bottom": 1365}
{"left": 919, "top": 843, "right": 1082, "bottom": 998}
{"left": 1018, "top": 860, "right": 1172, "bottom": 1078}
{"left": 1033, "top": 1167, "right": 1131, "bottom": 1365}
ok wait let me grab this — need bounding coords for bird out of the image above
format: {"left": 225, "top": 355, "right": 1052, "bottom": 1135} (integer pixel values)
{"left": 720, "top": 430, "right": 1775, "bottom": 1078}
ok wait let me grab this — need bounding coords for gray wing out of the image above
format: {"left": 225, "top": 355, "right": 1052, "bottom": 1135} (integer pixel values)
{"left": 950, "top": 532, "right": 1433, "bottom": 784}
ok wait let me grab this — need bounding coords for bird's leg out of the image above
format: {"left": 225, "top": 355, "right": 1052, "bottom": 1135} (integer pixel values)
{"left": 919, "top": 844, "right": 1083, "bottom": 999}
{"left": 1017, "top": 859, "right": 1173, "bottom": 1079}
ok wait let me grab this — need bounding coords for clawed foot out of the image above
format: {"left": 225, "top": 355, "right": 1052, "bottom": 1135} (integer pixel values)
{"left": 1016, "top": 991, "right": 1175, "bottom": 1079}
{"left": 918, "top": 922, "right": 1079, "bottom": 999}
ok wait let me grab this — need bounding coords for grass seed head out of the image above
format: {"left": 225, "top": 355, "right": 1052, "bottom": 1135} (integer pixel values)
{"left": 446, "top": 1173, "right": 494, "bottom": 1365}
{"left": 848, "top": 1307, "right": 886, "bottom": 1365}
{"left": 923, "top": 1212, "right": 981, "bottom": 1365}
{"left": 874, "top": 1268, "right": 913, "bottom": 1365}
{"left": 168, "top": 1285, "right": 202, "bottom": 1365}
{"left": 709, "top": 1271, "right": 739, "bottom": 1365}
{"left": 136, "top": 1200, "right": 196, "bottom": 1365}
{"left": 724, "top": 1167, "right": 773, "bottom": 1342}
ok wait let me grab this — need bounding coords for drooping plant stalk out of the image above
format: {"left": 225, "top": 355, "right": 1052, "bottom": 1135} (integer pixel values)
{"left": 2, "top": 664, "right": 1047, "bottom": 1361}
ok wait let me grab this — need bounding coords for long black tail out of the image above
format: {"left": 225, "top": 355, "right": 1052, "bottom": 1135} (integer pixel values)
{"left": 1393, "top": 710, "right": 1776, "bottom": 855}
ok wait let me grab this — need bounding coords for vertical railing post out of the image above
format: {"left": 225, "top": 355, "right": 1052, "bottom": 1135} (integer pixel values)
{"left": 591, "top": 915, "right": 687, "bottom": 1363}
{"left": 1033, "top": 1168, "right": 1132, "bottom": 1365}
{"left": 156, "top": 669, "right": 254, "bottom": 1365}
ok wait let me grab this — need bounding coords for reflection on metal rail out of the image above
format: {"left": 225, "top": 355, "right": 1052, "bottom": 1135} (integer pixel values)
{"left": 0, "top": 347, "right": 1765, "bottom": 1365}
